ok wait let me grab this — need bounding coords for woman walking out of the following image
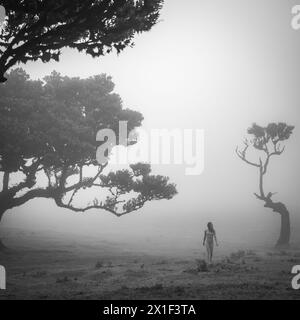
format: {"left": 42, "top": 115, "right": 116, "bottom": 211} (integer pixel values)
{"left": 203, "top": 222, "right": 218, "bottom": 264}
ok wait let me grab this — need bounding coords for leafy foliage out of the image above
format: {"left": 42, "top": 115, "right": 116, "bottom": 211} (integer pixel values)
{"left": 247, "top": 122, "right": 294, "bottom": 151}
{"left": 0, "top": 68, "right": 143, "bottom": 172}
{"left": 0, "top": 69, "right": 177, "bottom": 216}
{"left": 0, "top": 0, "right": 164, "bottom": 82}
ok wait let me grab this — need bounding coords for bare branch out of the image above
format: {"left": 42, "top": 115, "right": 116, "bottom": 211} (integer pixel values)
{"left": 262, "top": 146, "right": 285, "bottom": 175}
{"left": 235, "top": 145, "right": 260, "bottom": 168}
{"left": 1, "top": 158, "right": 41, "bottom": 198}
{"left": 64, "top": 163, "right": 107, "bottom": 193}
{"left": 6, "top": 188, "right": 54, "bottom": 210}
{"left": 54, "top": 195, "right": 128, "bottom": 218}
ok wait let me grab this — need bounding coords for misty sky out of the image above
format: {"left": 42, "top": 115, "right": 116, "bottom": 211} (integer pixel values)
{"left": 2, "top": 0, "right": 300, "bottom": 247}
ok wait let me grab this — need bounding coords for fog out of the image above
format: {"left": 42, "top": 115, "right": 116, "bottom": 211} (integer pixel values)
{"left": 2, "top": 0, "right": 300, "bottom": 251}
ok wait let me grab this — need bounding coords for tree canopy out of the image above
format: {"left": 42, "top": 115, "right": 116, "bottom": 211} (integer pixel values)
{"left": 0, "top": 68, "right": 177, "bottom": 217}
{"left": 247, "top": 123, "right": 294, "bottom": 151}
{"left": 0, "top": 0, "right": 164, "bottom": 82}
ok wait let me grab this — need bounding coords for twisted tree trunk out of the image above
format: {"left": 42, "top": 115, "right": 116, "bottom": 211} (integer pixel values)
{"left": 276, "top": 208, "right": 290, "bottom": 247}
{"left": 0, "top": 206, "right": 7, "bottom": 250}
{"left": 261, "top": 196, "right": 290, "bottom": 248}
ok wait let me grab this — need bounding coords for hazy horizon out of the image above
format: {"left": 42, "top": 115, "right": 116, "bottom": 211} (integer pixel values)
{"left": 1, "top": 0, "right": 300, "bottom": 249}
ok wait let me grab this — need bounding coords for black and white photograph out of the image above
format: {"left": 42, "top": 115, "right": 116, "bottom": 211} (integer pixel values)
{"left": 0, "top": 0, "right": 300, "bottom": 305}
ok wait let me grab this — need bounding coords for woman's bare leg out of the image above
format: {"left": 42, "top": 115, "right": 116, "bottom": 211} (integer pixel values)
{"left": 206, "top": 244, "right": 210, "bottom": 263}
{"left": 207, "top": 243, "right": 213, "bottom": 264}
{"left": 210, "top": 244, "right": 214, "bottom": 263}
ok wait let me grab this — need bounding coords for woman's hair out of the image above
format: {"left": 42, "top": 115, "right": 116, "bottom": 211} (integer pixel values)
{"left": 207, "top": 222, "right": 215, "bottom": 234}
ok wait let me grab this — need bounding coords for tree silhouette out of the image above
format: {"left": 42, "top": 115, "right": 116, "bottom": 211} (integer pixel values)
{"left": 0, "top": 68, "right": 177, "bottom": 247}
{"left": 0, "top": 0, "right": 163, "bottom": 82}
{"left": 236, "top": 122, "right": 294, "bottom": 247}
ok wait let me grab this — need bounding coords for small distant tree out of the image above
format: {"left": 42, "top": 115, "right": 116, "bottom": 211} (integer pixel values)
{"left": 0, "top": 68, "right": 177, "bottom": 249}
{"left": 236, "top": 123, "right": 294, "bottom": 247}
{"left": 0, "top": 0, "right": 163, "bottom": 82}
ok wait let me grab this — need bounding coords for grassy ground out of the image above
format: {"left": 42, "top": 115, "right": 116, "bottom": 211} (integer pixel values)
{"left": 0, "top": 229, "right": 299, "bottom": 300}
